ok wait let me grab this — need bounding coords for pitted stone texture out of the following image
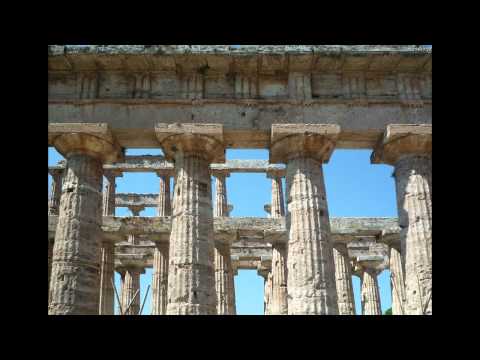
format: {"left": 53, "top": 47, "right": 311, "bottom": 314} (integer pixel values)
{"left": 48, "top": 169, "right": 63, "bottom": 215}
{"left": 285, "top": 157, "right": 338, "bottom": 315}
{"left": 213, "top": 173, "right": 229, "bottom": 217}
{"left": 121, "top": 267, "right": 142, "bottom": 315}
{"left": 48, "top": 238, "right": 54, "bottom": 299}
{"left": 157, "top": 175, "right": 171, "bottom": 217}
{"left": 269, "top": 175, "right": 285, "bottom": 218}
{"left": 270, "top": 243, "right": 288, "bottom": 315}
{"left": 99, "top": 241, "right": 115, "bottom": 315}
{"left": 215, "top": 243, "right": 236, "bottom": 315}
{"left": 395, "top": 155, "right": 432, "bottom": 315}
{"left": 333, "top": 244, "right": 356, "bottom": 315}
{"left": 103, "top": 171, "right": 122, "bottom": 216}
{"left": 48, "top": 153, "right": 103, "bottom": 315}
{"left": 361, "top": 269, "right": 382, "bottom": 315}
{"left": 390, "top": 245, "right": 406, "bottom": 315}
{"left": 165, "top": 154, "right": 217, "bottom": 315}
{"left": 151, "top": 242, "right": 169, "bottom": 315}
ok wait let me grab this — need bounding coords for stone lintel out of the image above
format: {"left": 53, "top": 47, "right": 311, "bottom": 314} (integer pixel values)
{"left": 210, "top": 169, "right": 230, "bottom": 178}
{"left": 155, "top": 123, "right": 225, "bottom": 163}
{"left": 270, "top": 124, "right": 341, "bottom": 163}
{"left": 48, "top": 123, "right": 124, "bottom": 163}
{"left": 355, "top": 255, "right": 388, "bottom": 272}
{"left": 371, "top": 124, "right": 432, "bottom": 165}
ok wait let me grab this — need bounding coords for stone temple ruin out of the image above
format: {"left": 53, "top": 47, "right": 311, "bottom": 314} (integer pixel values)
{"left": 48, "top": 45, "right": 432, "bottom": 315}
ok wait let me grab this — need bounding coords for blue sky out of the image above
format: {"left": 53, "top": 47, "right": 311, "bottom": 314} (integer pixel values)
{"left": 49, "top": 146, "right": 396, "bottom": 315}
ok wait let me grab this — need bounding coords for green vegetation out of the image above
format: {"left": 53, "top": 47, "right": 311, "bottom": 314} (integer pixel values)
{"left": 384, "top": 307, "right": 392, "bottom": 315}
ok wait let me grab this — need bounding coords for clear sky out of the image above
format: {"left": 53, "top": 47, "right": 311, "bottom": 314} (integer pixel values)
{"left": 49, "top": 146, "right": 396, "bottom": 315}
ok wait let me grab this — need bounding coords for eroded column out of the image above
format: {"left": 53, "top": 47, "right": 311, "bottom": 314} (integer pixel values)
{"left": 372, "top": 124, "right": 432, "bottom": 315}
{"left": 360, "top": 268, "right": 382, "bottom": 315}
{"left": 103, "top": 170, "right": 122, "bottom": 216}
{"left": 48, "top": 168, "right": 64, "bottom": 215}
{"left": 270, "top": 243, "right": 288, "bottom": 315}
{"left": 258, "top": 268, "right": 273, "bottom": 315}
{"left": 333, "top": 243, "right": 356, "bottom": 315}
{"left": 151, "top": 242, "right": 169, "bottom": 315}
{"left": 98, "top": 240, "right": 115, "bottom": 315}
{"left": 215, "top": 242, "right": 236, "bottom": 315}
{"left": 157, "top": 172, "right": 172, "bottom": 217}
{"left": 120, "top": 266, "right": 144, "bottom": 315}
{"left": 270, "top": 124, "right": 340, "bottom": 315}
{"left": 156, "top": 124, "right": 225, "bottom": 315}
{"left": 390, "top": 245, "right": 406, "bottom": 315}
{"left": 48, "top": 124, "right": 123, "bottom": 315}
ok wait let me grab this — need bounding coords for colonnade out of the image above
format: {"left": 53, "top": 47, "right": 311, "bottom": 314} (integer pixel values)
{"left": 48, "top": 123, "right": 431, "bottom": 315}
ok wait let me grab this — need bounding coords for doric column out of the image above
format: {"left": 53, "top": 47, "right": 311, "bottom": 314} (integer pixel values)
{"left": 270, "top": 124, "right": 340, "bottom": 315}
{"left": 372, "top": 124, "right": 432, "bottom": 315}
{"left": 390, "top": 244, "right": 406, "bottom": 315}
{"left": 157, "top": 172, "right": 172, "bottom": 216}
{"left": 48, "top": 168, "right": 64, "bottom": 215}
{"left": 270, "top": 242, "right": 288, "bottom": 314}
{"left": 267, "top": 170, "right": 285, "bottom": 217}
{"left": 212, "top": 170, "right": 236, "bottom": 315}
{"left": 48, "top": 237, "right": 54, "bottom": 299}
{"left": 214, "top": 242, "right": 236, "bottom": 315}
{"left": 103, "top": 170, "right": 122, "bottom": 216}
{"left": 155, "top": 123, "right": 225, "bottom": 315}
{"left": 48, "top": 123, "right": 123, "bottom": 315}
{"left": 120, "top": 266, "right": 145, "bottom": 315}
{"left": 151, "top": 242, "right": 169, "bottom": 315}
{"left": 258, "top": 268, "right": 273, "bottom": 315}
{"left": 360, "top": 268, "right": 382, "bottom": 315}
{"left": 98, "top": 240, "right": 115, "bottom": 315}
{"left": 213, "top": 171, "right": 230, "bottom": 217}
{"left": 333, "top": 243, "right": 356, "bottom": 315}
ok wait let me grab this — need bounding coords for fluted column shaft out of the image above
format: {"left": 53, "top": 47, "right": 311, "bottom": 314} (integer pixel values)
{"left": 270, "top": 176, "right": 285, "bottom": 217}
{"left": 151, "top": 242, "right": 169, "bottom": 315}
{"left": 394, "top": 155, "right": 432, "bottom": 315}
{"left": 390, "top": 245, "right": 406, "bottom": 315}
{"left": 285, "top": 157, "right": 338, "bottom": 314}
{"left": 157, "top": 175, "right": 172, "bottom": 216}
{"left": 166, "top": 154, "right": 216, "bottom": 315}
{"left": 103, "top": 173, "right": 118, "bottom": 216}
{"left": 121, "top": 267, "right": 142, "bottom": 315}
{"left": 48, "top": 238, "right": 54, "bottom": 299}
{"left": 333, "top": 244, "right": 356, "bottom": 315}
{"left": 98, "top": 241, "right": 115, "bottom": 315}
{"left": 361, "top": 269, "right": 381, "bottom": 315}
{"left": 215, "top": 243, "right": 236, "bottom": 315}
{"left": 214, "top": 173, "right": 228, "bottom": 217}
{"left": 48, "top": 170, "right": 63, "bottom": 215}
{"left": 48, "top": 154, "right": 103, "bottom": 315}
{"left": 270, "top": 243, "right": 288, "bottom": 314}
{"left": 264, "top": 273, "right": 273, "bottom": 315}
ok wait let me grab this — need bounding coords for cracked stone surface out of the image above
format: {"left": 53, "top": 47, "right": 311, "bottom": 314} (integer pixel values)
{"left": 333, "top": 244, "right": 356, "bottom": 315}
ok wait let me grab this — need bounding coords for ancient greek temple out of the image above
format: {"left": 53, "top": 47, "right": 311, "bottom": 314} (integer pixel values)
{"left": 48, "top": 45, "right": 432, "bottom": 315}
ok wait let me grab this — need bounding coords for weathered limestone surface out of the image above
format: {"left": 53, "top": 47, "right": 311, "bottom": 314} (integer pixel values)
{"left": 48, "top": 168, "right": 63, "bottom": 215}
{"left": 49, "top": 46, "right": 432, "bottom": 149}
{"left": 103, "top": 170, "right": 122, "bottom": 216}
{"left": 270, "top": 243, "right": 288, "bottom": 315}
{"left": 360, "top": 269, "right": 382, "bottom": 315}
{"left": 390, "top": 245, "right": 406, "bottom": 315}
{"left": 157, "top": 174, "right": 171, "bottom": 216}
{"left": 48, "top": 238, "right": 54, "bottom": 299}
{"left": 99, "top": 241, "right": 115, "bottom": 315}
{"left": 272, "top": 124, "right": 340, "bottom": 315}
{"left": 372, "top": 124, "right": 432, "bottom": 315}
{"left": 156, "top": 124, "right": 224, "bottom": 315}
{"left": 333, "top": 244, "right": 356, "bottom": 315}
{"left": 151, "top": 242, "right": 169, "bottom": 315}
{"left": 120, "top": 266, "right": 143, "bottom": 315}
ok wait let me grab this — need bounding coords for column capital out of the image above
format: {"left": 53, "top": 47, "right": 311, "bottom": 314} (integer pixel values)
{"left": 48, "top": 167, "right": 64, "bottom": 177}
{"left": 155, "top": 170, "right": 174, "bottom": 177}
{"left": 355, "top": 255, "right": 386, "bottom": 275}
{"left": 371, "top": 124, "right": 432, "bottom": 165}
{"left": 266, "top": 168, "right": 285, "bottom": 179}
{"left": 128, "top": 205, "right": 145, "bottom": 216}
{"left": 104, "top": 169, "right": 123, "bottom": 179}
{"left": 48, "top": 123, "right": 124, "bottom": 163}
{"left": 155, "top": 123, "right": 225, "bottom": 163}
{"left": 211, "top": 169, "right": 230, "bottom": 178}
{"left": 270, "top": 124, "right": 340, "bottom": 163}
{"left": 377, "top": 227, "right": 401, "bottom": 249}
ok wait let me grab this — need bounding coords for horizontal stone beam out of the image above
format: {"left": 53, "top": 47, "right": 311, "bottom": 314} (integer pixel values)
{"left": 48, "top": 103, "right": 432, "bottom": 149}
{"left": 49, "top": 158, "right": 285, "bottom": 175}
{"left": 116, "top": 193, "right": 159, "bottom": 208}
{"left": 49, "top": 215, "right": 399, "bottom": 244}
